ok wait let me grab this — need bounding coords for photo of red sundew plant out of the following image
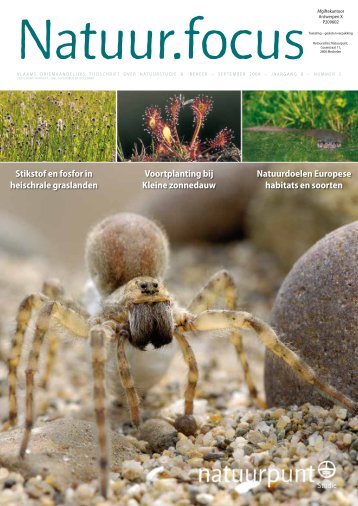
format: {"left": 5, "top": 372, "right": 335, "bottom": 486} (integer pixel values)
{"left": 0, "top": 91, "right": 116, "bottom": 162}
{"left": 117, "top": 91, "right": 241, "bottom": 162}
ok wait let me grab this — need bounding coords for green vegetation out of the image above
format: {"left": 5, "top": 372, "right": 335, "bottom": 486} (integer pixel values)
{"left": 243, "top": 130, "right": 358, "bottom": 162}
{"left": 243, "top": 91, "right": 358, "bottom": 132}
{"left": 0, "top": 91, "right": 116, "bottom": 161}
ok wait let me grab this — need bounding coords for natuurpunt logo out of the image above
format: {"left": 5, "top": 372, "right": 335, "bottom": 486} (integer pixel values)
{"left": 198, "top": 460, "right": 337, "bottom": 491}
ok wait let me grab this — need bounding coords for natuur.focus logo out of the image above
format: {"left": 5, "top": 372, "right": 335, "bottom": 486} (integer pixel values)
{"left": 317, "top": 461, "right": 336, "bottom": 479}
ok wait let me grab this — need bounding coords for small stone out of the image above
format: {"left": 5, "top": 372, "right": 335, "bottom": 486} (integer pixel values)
{"left": 196, "top": 492, "right": 214, "bottom": 505}
{"left": 308, "top": 433, "right": 323, "bottom": 450}
{"left": 127, "top": 483, "right": 143, "bottom": 498}
{"left": 332, "top": 476, "right": 346, "bottom": 488}
{"left": 342, "top": 434, "right": 352, "bottom": 446}
{"left": 259, "top": 492, "right": 275, "bottom": 505}
{"left": 200, "top": 425, "right": 212, "bottom": 435}
{"left": 174, "top": 414, "right": 198, "bottom": 436}
{"left": 202, "top": 431, "right": 215, "bottom": 446}
{"left": 197, "top": 447, "right": 215, "bottom": 456}
{"left": 244, "top": 445, "right": 254, "bottom": 456}
{"left": 246, "top": 430, "right": 265, "bottom": 445}
{"left": 277, "top": 416, "right": 290, "bottom": 430}
{"left": 187, "top": 458, "right": 203, "bottom": 468}
{"left": 3, "top": 478, "right": 16, "bottom": 489}
{"left": 350, "top": 439, "right": 358, "bottom": 451}
{"left": 256, "top": 421, "right": 270, "bottom": 435}
{"left": 41, "top": 498, "right": 55, "bottom": 506}
{"left": 348, "top": 416, "right": 358, "bottom": 430}
{"left": 0, "top": 468, "right": 9, "bottom": 481}
{"left": 75, "top": 483, "right": 96, "bottom": 499}
{"left": 122, "top": 460, "right": 144, "bottom": 481}
{"left": 235, "top": 428, "right": 249, "bottom": 437}
{"left": 203, "top": 452, "right": 224, "bottom": 461}
{"left": 333, "top": 490, "right": 351, "bottom": 506}
{"left": 25, "top": 477, "right": 54, "bottom": 499}
{"left": 176, "top": 435, "right": 195, "bottom": 455}
{"left": 111, "top": 480, "right": 126, "bottom": 494}
{"left": 271, "top": 409, "right": 286, "bottom": 420}
{"left": 138, "top": 419, "right": 178, "bottom": 453}
{"left": 233, "top": 448, "right": 244, "bottom": 463}
{"left": 45, "top": 475, "right": 61, "bottom": 491}
{"left": 153, "top": 478, "right": 178, "bottom": 492}
{"left": 335, "top": 407, "right": 348, "bottom": 420}
{"left": 295, "top": 442, "right": 307, "bottom": 457}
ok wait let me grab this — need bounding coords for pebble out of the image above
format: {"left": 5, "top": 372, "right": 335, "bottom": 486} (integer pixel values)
{"left": 265, "top": 222, "right": 358, "bottom": 409}
{"left": 138, "top": 419, "right": 178, "bottom": 453}
{"left": 75, "top": 483, "right": 96, "bottom": 499}
{"left": 259, "top": 492, "right": 275, "bottom": 505}
{"left": 343, "top": 434, "right": 352, "bottom": 446}
{"left": 176, "top": 435, "right": 195, "bottom": 455}
{"left": 246, "top": 431, "right": 266, "bottom": 445}
{"left": 196, "top": 492, "right": 214, "bottom": 505}
{"left": 295, "top": 442, "right": 308, "bottom": 457}
{"left": 277, "top": 416, "right": 290, "bottom": 430}
{"left": 25, "top": 477, "right": 54, "bottom": 499}
{"left": 174, "top": 414, "right": 198, "bottom": 436}
{"left": 256, "top": 421, "right": 270, "bottom": 435}
{"left": 335, "top": 407, "right": 348, "bottom": 420}
{"left": 0, "top": 468, "right": 9, "bottom": 480}
{"left": 122, "top": 461, "right": 144, "bottom": 481}
{"left": 332, "top": 476, "right": 346, "bottom": 488}
{"left": 187, "top": 458, "right": 203, "bottom": 468}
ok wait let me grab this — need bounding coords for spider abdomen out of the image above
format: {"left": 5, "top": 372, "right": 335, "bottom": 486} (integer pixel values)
{"left": 85, "top": 213, "right": 169, "bottom": 295}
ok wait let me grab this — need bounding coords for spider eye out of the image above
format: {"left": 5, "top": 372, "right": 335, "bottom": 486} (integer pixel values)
{"left": 153, "top": 282, "right": 158, "bottom": 288}
{"left": 140, "top": 282, "right": 148, "bottom": 289}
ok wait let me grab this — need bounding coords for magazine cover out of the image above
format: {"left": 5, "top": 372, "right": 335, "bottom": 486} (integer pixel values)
{"left": 0, "top": 1, "right": 357, "bottom": 505}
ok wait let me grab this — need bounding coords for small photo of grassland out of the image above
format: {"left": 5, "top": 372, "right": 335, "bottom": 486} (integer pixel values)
{"left": 243, "top": 91, "right": 358, "bottom": 162}
{"left": 0, "top": 91, "right": 116, "bottom": 162}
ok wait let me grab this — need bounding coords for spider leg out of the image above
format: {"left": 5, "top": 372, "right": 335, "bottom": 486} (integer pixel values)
{"left": 188, "top": 270, "right": 266, "bottom": 409}
{"left": 38, "top": 280, "right": 89, "bottom": 389}
{"left": 174, "top": 332, "right": 199, "bottom": 415}
{"left": 7, "top": 293, "right": 49, "bottom": 429}
{"left": 38, "top": 279, "right": 64, "bottom": 389}
{"left": 38, "top": 332, "right": 59, "bottom": 389}
{"left": 188, "top": 270, "right": 237, "bottom": 314}
{"left": 117, "top": 331, "right": 141, "bottom": 427}
{"left": 183, "top": 310, "right": 358, "bottom": 414}
{"left": 90, "top": 321, "right": 134, "bottom": 499}
{"left": 19, "top": 300, "right": 89, "bottom": 457}
{"left": 230, "top": 333, "right": 267, "bottom": 409}
{"left": 90, "top": 324, "right": 112, "bottom": 499}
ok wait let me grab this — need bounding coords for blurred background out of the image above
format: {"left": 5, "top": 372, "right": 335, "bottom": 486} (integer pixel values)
{"left": 0, "top": 163, "right": 356, "bottom": 270}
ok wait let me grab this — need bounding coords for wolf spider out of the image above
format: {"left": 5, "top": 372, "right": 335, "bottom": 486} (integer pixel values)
{"left": 4, "top": 213, "right": 357, "bottom": 499}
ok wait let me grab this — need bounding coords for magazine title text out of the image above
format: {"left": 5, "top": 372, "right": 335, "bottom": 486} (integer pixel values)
{"left": 21, "top": 17, "right": 304, "bottom": 61}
